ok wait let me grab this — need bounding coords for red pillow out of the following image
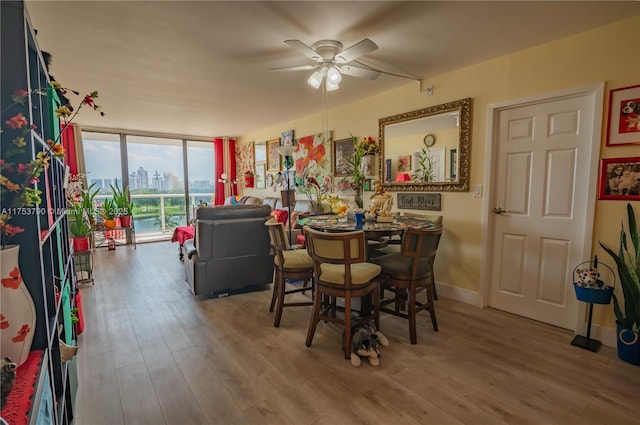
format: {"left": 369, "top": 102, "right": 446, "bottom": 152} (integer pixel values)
{"left": 270, "top": 208, "right": 289, "bottom": 224}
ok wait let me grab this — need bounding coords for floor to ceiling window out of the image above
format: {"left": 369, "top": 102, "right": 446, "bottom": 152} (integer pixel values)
{"left": 81, "top": 130, "right": 214, "bottom": 243}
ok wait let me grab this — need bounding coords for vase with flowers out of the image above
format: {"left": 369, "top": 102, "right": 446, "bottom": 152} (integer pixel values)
{"left": 296, "top": 170, "right": 331, "bottom": 214}
{"left": 342, "top": 134, "right": 379, "bottom": 209}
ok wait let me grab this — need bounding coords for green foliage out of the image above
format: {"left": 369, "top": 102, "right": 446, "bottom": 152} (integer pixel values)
{"left": 412, "top": 147, "right": 435, "bottom": 182}
{"left": 154, "top": 215, "right": 179, "bottom": 230}
{"left": 101, "top": 198, "right": 117, "bottom": 220}
{"left": 599, "top": 203, "right": 640, "bottom": 332}
{"left": 110, "top": 181, "right": 134, "bottom": 216}
{"left": 68, "top": 204, "right": 93, "bottom": 237}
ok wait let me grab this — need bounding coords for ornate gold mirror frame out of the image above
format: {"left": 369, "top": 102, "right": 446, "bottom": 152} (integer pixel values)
{"left": 379, "top": 97, "right": 472, "bottom": 192}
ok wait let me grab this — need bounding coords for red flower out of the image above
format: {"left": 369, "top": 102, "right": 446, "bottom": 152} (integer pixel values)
{"left": 1, "top": 266, "right": 23, "bottom": 289}
{"left": 0, "top": 314, "right": 8, "bottom": 329}
{"left": 83, "top": 95, "right": 94, "bottom": 106}
{"left": 11, "top": 324, "right": 31, "bottom": 342}
{"left": 5, "top": 113, "right": 28, "bottom": 129}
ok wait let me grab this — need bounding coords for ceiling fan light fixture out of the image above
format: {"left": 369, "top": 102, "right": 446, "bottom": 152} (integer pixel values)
{"left": 326, "top": 66, "right": 342, "bottom": 85}
{"left": 326, "top": 80, "right": 339, "bottom": 91}
{"left": 307, "top": 70, "right": 323, "bottom": 89}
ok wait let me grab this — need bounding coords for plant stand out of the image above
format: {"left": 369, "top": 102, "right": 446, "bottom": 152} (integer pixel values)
{"left": 570, "top": 258, "right": 615, "bottom": 353}
{"left": 571, "top": 302, "right": 601, "bottom": 352}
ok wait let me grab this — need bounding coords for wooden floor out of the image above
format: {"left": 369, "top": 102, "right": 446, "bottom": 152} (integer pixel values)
{"left": 74, "top": 241, "right": 640, "bottom": 425}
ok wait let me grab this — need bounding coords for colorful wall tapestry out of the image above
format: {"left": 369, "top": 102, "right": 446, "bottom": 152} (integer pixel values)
{"left": 236, "top": 141, "right": 254, "bottom": 190}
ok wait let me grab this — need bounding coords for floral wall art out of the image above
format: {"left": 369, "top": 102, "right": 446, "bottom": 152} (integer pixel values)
{"left": 293, "top": 131, "right": 332, "bottom": 188}
{"left": 236, "top": 141, "right": 254, "bottom": 190}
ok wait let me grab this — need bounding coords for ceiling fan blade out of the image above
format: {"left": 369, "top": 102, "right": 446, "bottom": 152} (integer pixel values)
{"left": 335, "top": 38, "right": 378, "bottom": 63}
{"left": 270, "top": 64, "right": 318, "bottom": 72}
{"left": 284, "top": 40, "right": 321, "bottom": 61}
{"left": 339, "top": 65, "right": 381, "bottom": 80}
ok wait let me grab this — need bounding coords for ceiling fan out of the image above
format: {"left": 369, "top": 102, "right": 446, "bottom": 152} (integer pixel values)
{"left": 271, "top": 38, "right": 382, "bottom": 90}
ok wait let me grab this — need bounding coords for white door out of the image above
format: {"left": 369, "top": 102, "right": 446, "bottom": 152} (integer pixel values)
{"left": 488, "top": 89, "right": 600, "bottom": 330}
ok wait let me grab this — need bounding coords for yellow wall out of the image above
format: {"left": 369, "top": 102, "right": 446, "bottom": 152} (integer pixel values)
{"left": 239, "top": 16, "right": 639, "bottom": 328}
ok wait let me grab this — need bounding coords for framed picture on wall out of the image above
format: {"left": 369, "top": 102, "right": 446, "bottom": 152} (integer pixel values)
{"left": 598, "top": 156, "right": 640, "bottom": 200}
{"left": 266, "top": 138, "right": 281, "bottom": 172}
{"left": 255, "top": 163, "right": 266, "bottom": 189}
{"left": 398, "top": 155, "right": 411, "bottom": 172}
{"left": 606, "top": 84, "right": 640, "bottom": 146}
{"left": 333, "top": 137, "right": 354, "bottom": 177}
{"left": 281, "top": 129, "right": 294, "bottom": 147}
{"left": 255, "top": 142, "right": 266, "bottom": 162}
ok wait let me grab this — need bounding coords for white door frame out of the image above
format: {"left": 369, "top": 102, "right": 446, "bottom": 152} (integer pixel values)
{"left": 479, "top": 83, "right": 604, "bottom": 332}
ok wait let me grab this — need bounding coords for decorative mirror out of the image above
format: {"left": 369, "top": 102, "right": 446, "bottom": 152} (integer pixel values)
{"left": 378, "top": 97, "right": 471, "bottom": 192}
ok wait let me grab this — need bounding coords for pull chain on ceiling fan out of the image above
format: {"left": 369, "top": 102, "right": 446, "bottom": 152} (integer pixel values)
{"left": 270, "top": 38, "right": 382, "bottom": 91}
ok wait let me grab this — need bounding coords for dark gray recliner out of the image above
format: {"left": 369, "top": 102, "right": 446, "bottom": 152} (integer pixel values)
{"left": 183, "top": 204, "right": 274, "bottom": 296}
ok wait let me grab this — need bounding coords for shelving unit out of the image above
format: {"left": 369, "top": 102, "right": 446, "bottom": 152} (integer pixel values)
{"left": 1, "top": 2, "right": 78, "bottom": 424}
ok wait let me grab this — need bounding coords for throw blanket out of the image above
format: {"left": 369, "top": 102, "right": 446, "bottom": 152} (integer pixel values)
{"left": 229, "top": 196, "right": 250, "bottom": 205}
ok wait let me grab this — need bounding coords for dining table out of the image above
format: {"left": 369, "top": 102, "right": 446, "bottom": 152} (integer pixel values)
{"left": 299, "top": 215, "right": 437, "bottom": 257}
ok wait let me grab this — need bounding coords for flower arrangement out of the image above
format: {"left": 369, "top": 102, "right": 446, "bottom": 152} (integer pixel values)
{"left": 341, "top": 134, "right": 379, "bottom": 207}
{"left": 295, "top": 169, "right": 331, "bottom": 212}
{"left": 1, "top": 85, "right": 103, "bottom": 248}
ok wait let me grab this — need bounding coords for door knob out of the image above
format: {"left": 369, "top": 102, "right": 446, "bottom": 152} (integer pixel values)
{"left": 493, "top": 207, "right": 505, "bottom": 215}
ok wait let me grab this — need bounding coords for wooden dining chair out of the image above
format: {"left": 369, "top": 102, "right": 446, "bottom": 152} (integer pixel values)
{"left": 370, "top": 225, "right": 443, "bottom": 344}
{"left": 265, "top": 220, "right": 314, "bottom": 327}
{"left": 303, "top": 227, "right": 381, "bottom": 359}
{"left": 393, "top": 212, "right": 443, "bottom": 299}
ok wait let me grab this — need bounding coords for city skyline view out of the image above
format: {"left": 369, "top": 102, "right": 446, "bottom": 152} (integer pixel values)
{"left": 82, "top": 134, "right": 216, "bottom": 193}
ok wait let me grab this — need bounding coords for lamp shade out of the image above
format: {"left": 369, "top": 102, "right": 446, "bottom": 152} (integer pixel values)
{"left": 307, "top": 70, "right": 323, "bottom": 89}
{"left": 396, "top": 173, "right": 411, "bottom": 182}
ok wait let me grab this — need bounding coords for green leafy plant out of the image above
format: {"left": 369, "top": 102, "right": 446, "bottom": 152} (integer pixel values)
{"left": 101, "top": 198, "right": 117, "bottom": 220}
{"left": 599, "top": 203, "right": 640, "bottom": 332}
{"left": 110, "top": 180, "right": 133, "bottom": 216}
{"left": 412, "top": 146, "right": 435, "bottom": 182}
{"left": 68, "top": 216, "right": 93, "bottom": 238}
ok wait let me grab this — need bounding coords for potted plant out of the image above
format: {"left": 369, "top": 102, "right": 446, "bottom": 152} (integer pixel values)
{"left": 599, "top": 203, "right": 640, "bottom": 366}
{"left": 68, "top": 204, "right": 93, "bottom": 251}
{"left": 110, "top": 182, "right": 134, "bottom": 227}
{"left": 101, "top": 198, "right": 118, "bottom": 229}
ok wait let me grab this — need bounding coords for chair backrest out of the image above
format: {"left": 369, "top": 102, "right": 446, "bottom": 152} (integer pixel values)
{"left": 400, "top": 226, "right": 443, "bottom": 279}
{"left": 304, "top": 227, "right": 366, "bottom": 264}
{"left": 401, "top": 226, "right": 443, "bottom": 258}
{"left": 402, "top": 211, "right": 443, "bottom": 225}
{"left": 265, "top": 220, "right": 289, "bottom": 267}
{"left": 304, "top": 227, "right": 368, "bottom": 288}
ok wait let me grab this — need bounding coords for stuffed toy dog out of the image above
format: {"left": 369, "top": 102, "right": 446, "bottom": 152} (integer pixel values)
{"left": 346, "top": 317, "right": 389, "bottom": 367}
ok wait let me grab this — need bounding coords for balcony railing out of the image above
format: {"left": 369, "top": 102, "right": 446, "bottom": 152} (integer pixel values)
{"left": 94, "top": 192, "right": 213, "bottom": 242}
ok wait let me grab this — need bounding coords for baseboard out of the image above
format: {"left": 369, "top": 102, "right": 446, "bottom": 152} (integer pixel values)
{"left": 435, "top": 282, "right": 482, "bottom": 307}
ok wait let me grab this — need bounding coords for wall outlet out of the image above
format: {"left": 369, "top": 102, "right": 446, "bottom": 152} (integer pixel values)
{"left": 473, "top": 185, "right": 483, "bottom": 198}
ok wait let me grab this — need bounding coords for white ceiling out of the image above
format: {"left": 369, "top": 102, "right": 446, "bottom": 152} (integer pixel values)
{"left": 25, "top": 1, "right": 638, "bottom": 139}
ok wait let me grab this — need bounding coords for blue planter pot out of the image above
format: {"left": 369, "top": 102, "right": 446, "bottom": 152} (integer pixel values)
{"left": 617, "top": 324, "right": 640, "bottom": 366}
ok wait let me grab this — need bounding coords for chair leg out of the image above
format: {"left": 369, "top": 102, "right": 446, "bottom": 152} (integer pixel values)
{"left": 305, "top": 287, "right": 322, "bottom": 347}
{"left": 269, "top": 269, "right": 279, "bottom": 312}
{"left": 427, "top": 285, "right": 439, "bottom": 332}
{"left": 408, "top": 283, "right": 418, "bottom": 344}
{"left": 273, "top": 273, "right": 286, "bottom": 328}
{"left": 432, "top": 274, "right": 438, "bottom": 300}
{"left": 373, "top": 285, "right": 380, "bottom": 331}
{"left": 344, "top": 295, "right": 352, "bottom": 360}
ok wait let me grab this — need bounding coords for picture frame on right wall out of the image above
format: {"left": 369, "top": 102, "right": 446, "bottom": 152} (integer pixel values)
{"left": 606, "top": 84, "right": 640, "bottom": 146}
{"left": 598, "top": 156, "right": 640, "bottom": 200}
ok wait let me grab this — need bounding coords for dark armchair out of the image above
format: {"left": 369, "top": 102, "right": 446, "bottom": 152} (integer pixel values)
{"left": 183, "top": 205, "right": 274, "bottom": 296}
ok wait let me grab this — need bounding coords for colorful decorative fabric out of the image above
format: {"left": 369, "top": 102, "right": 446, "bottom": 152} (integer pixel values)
{"left": 229, "top": 196, "right": 250, "bottom": 205}
{"left": 270, "top": 209, "right": 289, "bottom": 224}
{"left": 0, "top": 350, "right": 44, "bottom": 425}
